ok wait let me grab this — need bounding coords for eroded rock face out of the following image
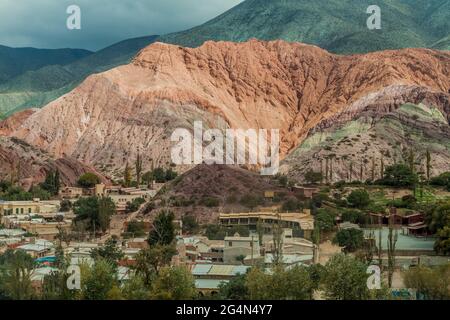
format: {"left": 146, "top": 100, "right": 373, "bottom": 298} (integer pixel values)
{"left": 8, "top": 40, "right": 450, "bottom": 177}
{"left": 0, "top": 137, "right": 108, "bottom": 189}
{"left": 0, "top": 109, "right": 37, "bottom": 136}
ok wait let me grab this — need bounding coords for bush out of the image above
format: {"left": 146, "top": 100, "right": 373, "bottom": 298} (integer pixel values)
{"left": 333, "top": 228, "right": 365, "bottom": 252}
{"left": 347, "top": 189, "right": 370, "bottom": 209}
{"left": 77, "top": 173, "right": 100, "bottom": 188}
{"left": 239, "top": 194, "right": 263, "bottom": 209}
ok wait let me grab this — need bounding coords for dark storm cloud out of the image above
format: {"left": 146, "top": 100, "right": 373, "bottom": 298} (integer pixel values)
{"left": 0, "top": 0, "right": 242, "bottom": 51}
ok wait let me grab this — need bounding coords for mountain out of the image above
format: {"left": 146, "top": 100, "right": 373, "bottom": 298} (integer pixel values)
{"left": 0, "top": 45, "right": 92, "bottom": 85}
{"left": 160, "top": 0, "right": 450, "bottom": 54}
{"left": 6, "top": 40, "right": 449, "bottom": 180}
{"left": 280, "top": 88, "right": 450, "bottom": 183}
{"left": 0, "top": 36, "right": 159, "bottom": 117}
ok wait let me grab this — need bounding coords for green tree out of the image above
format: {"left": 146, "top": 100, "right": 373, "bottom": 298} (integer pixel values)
{"left": 77, "top": 173, "right": 100, "bottom": 188}
{"left": 91, "top": 238, "right": 124, "bottom": 267}
{"left": 246, "top": 266, "right": 313, "bottom": 300}
{"left": 135, "top": 150, "right": 143, "bottom": 186}
{"left": 218, "top": 273, "right": 248, "bottom": 300}
{"left": 434, "top": 226, "right": 450, "bottom": 255}
{"left": 403, "top": 264, "right": 450, "bottom": 299}
{"left": 333, "top": 229, "right": 364, "bottom": 252}
{"left": 315, "top": 208, "right": 335, "bottom": 232}
{"left": 425, "top": 202, "right": 450, "bottom": 233}
{"left": 81, "top": 259, "right": 118, "bottom": 300}
{"left": 379, "top": 164, "right": 418, "bottom": 187}
{"left": 151, "top": 266, "right": 196, "bottom": 300}
{"left": 181, "top": 215, "right": 199, "bottom": 235}
{"left": 148, "top": 210, "right": 175, "bottom": 246}
{"left": 135, "top": 245, "right": 177, "bottom": 286}
{"left": 73, "top": 196, "right": 115, "bottom": 234}
{"left": 0, "top": 250, "right": 35, "bottom": 300}
{"left": 124, "top": 162, "right": 132, "bottom": 187}
{"left": 41, "top": 170, "right": 61, "bottom": 195}
{"left": 347, "top": 189, "right": 370, "bottom": 209}
{"left": 121, "top": 273, "right": 150, "bottom": 300}
{"left": 322, "top": 254, "right": 370, "bottom": 300}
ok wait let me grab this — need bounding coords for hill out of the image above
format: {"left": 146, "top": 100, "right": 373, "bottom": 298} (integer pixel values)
{"left": 0, "top": 36, "right": 159, "bottom": 116}
{"left": 160, "top": 0, "right": 450, "bottom": 54}
{"left": 0, "top": 45, "right": 92, "bottom": 84}
{"left": 6, "top": 40, "right": 449, "bottom": 180}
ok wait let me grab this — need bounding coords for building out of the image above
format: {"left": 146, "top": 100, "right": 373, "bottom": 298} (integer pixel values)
{"left": 293, "top": 186, "right": 320, "bottom": 199}
{"left": 0, "top": 199, "right": 60, "bottom": 218}
{"left": 223, "top": 234, "right": 260, "bottom": 264}
{"left": 17, "top": 239, "right": 54, "bottom": 258}
{"left": 59, "top": 187, "right": 83, "bottom": 199}
{"left": 219, "top": 210, "right": 314, "bottom": 239}
{"left": 192, "top": 263, "right": 250, "bottom": 296}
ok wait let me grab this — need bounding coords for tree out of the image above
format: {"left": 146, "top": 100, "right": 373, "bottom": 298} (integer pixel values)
{"left": 121, "top": 274, "right": 150, "bottom": 300}
{"left": 246, "top": 266, "right": 313, "bottom": 300}
{"left": 387, "top": 223, "right": 398, "bottom": 288}
{"left": 148, "top": 211, "right": 175, "bottom": 246}
{"left": 60, "top": 199, "right": 72, "bottom": 212}
{"left": 150, "top": 266, "right": 196, "bottom": 300}
{"left": 403, "top": 264, "right": 450, "bottom": 300}
{"left": 425, "top": 201, "right": 450, "bottom": 234}
{"left": 333, "top": 228, "right": 365, "bottom": 252}
{"left": 181, "top": 215, "right": 199, "bottom": 235}
{"left": 379, "top": 164, "right": 418, "bottom": 187}
{"left": 126, "top": 220, "right": 146, "bottom": 237}
{"left": 430, "top": 172, "right": 450, "bottom": 190}
{"left": 135, "top": 150, "right": 143, "bottom": 186}
{"left": 434, "top": 226, "right": 450, "bottom": 255}
{"left": 218, "top": 273, "right": 248, "bottom": 300}
{"left": 41, "top": 170, "right": 61, "bottom": 195}
{"left": 315, "top": 208, "right": 335, "bottom": 232}
{"left": 0, "top": 250, "right": 35, "bottom": 300}
{"left": 124, "top": 162, "right": 132, "bottom": 187}
{"left": 77, "top": 173, "right": 100, "bottom": 188}
{"left": 304, "top": 170, "right": 322, "bottom": 185}
{"left": 322, "top": 254, "right": 370, "bottom": 300}
{"left": 125, "top": 197, "right": 145, "bottom": 213}
{"left": 81, "top": 259, "right": 118, "bottom": 300}
{"left": 135, "top": 245, "right": 177, "bottom": 286}
{"left": 347, "top": 189, "right": 370, "bottom": 209}
{"left": 426, "top": 149, "right": 432, "bottom": 182}
{"left": 73, "top": 196, "right": 115, "bottom": 234}
{"left": 239, "top": 194, "right": 263, "bottom": 210}
{"left": 91, "top": 238, "right": 124, "bottom": 267}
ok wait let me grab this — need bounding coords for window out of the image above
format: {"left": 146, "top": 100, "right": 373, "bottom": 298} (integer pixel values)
{"left": 228, "top": 241, "right": 233, "bottom": 247}
{"left": 28, "top": 208, "right": 32, "bottom": 214}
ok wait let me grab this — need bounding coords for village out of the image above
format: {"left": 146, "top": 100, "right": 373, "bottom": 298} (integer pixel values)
{"left": 1, "top": 163, "right": 448, "bottom": 299}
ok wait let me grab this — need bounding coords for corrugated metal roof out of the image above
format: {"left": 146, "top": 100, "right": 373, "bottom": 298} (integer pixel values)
{"left": 195, "top": 279, "right": 228, "bottom": 290}
{"left": 232, "top": 265, "right": 250, "bottom": 275}
{"left": 209, "top": 265, "right": 235, "bottom": 276}
{"left": 192, "top": 264, "right": 212, "bottom": 276}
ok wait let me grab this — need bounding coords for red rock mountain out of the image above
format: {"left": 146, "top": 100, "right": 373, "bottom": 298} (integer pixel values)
{"left": 7, "top": 40, "right": 450, "bottom": 177}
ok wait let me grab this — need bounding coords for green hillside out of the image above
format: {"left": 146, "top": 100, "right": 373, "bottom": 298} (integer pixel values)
{"left": 0, "top": 36, "right": 158, "bottom": 116}
{"left": 0, "top": 45, "right": 92, "bottom": 84}
{"left": 161, "top": 0, "right": 450, "bottom": 53}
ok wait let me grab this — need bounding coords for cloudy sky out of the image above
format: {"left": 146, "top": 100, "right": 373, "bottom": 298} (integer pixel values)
{"left": 0, "top": 0, "right": 243, "bottom": 51}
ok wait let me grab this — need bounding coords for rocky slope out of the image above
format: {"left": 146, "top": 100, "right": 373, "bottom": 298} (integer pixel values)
{"left": 280, "top": 88, "right": 450, "bottom": 182}
{"left": 7, "top": 40, "right": 450, "bottom": 179}
{"left": 0, "top": 136, "right": 107, "bottom": 189}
